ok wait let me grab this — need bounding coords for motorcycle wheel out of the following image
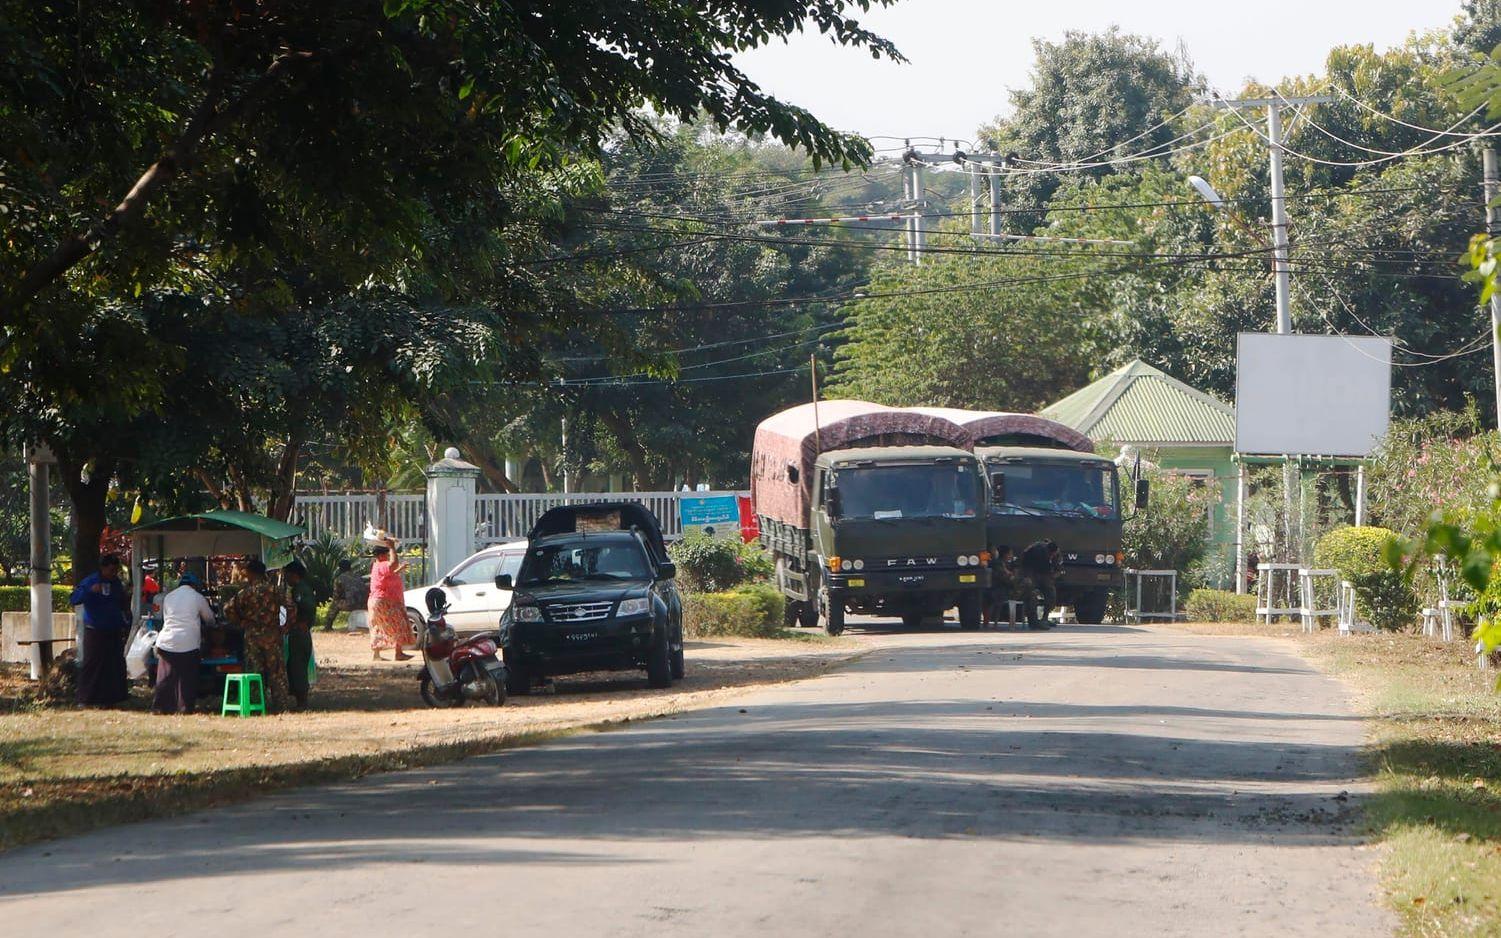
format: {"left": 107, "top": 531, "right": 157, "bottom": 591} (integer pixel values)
{"left": 419, "top": 669, "right": 464, "bottom": 708}
{"left": 475, "top": 665, "right": 506, "bottom": 707}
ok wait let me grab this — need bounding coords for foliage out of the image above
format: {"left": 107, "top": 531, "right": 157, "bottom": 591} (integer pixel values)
{"left": 829, "top": 254, "right": 1097, "bottom": 411}
{"left": 1316, "top": 526, "right": 1419, "bottom": 631}
{"left": 681, "top": 583, "right": 786, "bottom": 638}
{"left": 1184, "top": 589, "right": 1257, "bottom": 623}
{"left": 0, "top": 585, "right": 75, "bottom": 612}
{"left": 668, "top": 534, "right": 771, "bottom": 593}
{"left": 1122, "top": 471, "right": 1216, "bottom": 580}
{"left": 296, "top": 532, "right": 357, "bottom": 606}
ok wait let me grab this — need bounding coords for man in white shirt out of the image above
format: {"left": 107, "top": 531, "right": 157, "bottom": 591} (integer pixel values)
{"left": 151, "top": 573, "right": 217, "bottom": 714}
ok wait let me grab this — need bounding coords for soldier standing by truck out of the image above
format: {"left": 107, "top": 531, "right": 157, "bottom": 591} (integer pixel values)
{"left": 1017, "top": 540, "right": 1062, "bottom": 630}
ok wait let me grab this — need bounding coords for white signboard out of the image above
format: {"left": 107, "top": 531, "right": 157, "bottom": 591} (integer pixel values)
{"left": 1235, "top": 333, "right": 1391, "bottom": 457}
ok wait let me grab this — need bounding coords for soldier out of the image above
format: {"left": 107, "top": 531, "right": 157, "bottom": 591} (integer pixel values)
{"left": 1018, "top": 539, "right": 1062, "bottom": 631}
{"left": 323, "top": 559, "right": 365, "bottom": 631}
{"left": 224, "top": 559, "right": 294, "bottom": 714}
{"left": 985, "top": 546, "right": 1018, "bottom": 626}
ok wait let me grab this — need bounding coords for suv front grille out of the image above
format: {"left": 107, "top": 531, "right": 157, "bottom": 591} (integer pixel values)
{"left": 546, "top": 601, "right": 612, "bottom": 622}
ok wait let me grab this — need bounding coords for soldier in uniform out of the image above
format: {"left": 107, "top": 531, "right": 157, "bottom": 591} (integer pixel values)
{"left": 224, "top": 559, "right": 294, "bottom": 713}
{"left": 1018, "top": 539, "right": 1062, "bottom": 631}
{"left": 985, "top": 546, "right": 1018, "bottom": 626}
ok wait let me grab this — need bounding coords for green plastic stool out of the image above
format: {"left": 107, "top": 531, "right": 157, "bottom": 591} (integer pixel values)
{"left": 221, "top": 673, "right": 267, "bottom": 717}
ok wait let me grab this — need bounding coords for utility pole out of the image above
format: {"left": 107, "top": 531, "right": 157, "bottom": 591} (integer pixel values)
{"left": 1214, "top": 94, "right": 1331, "bottom": 578}
{"left": 26, "top": 443, "right": 55, "bottom": 680}
{"left": 1484, "top": 147, "right": 1501, "bottom": 426}
{"left": 900, "top": 147, "right": 1012, "bottom": 266}
{"left": 1213, "top": 94, "right": 1332, "bottom": 335}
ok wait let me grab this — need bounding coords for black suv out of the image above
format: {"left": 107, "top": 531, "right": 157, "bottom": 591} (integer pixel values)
{"left": 495, "top": 502, "right": 684, "bottom": 694}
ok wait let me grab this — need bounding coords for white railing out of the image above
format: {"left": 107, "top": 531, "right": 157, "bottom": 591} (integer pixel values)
{"left": 473, "top": 491, "right": 747, "bottom": 544}
{"left": 293, "top": 493, "right": 427, "bottom": 543}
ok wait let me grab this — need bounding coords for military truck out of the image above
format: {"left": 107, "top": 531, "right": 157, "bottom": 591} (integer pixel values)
{"left": 912, "top": 409, "right": 1146, "bottom": 625}
{"left": 751, "top": 401, "right": 991, "bottom": 635}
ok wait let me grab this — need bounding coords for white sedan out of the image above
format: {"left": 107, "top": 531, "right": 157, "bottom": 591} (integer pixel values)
{"left": 404, "top": 540, "right": 527, "bottom": 636}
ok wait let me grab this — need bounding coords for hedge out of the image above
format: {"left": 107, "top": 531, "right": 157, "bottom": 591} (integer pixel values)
{"left": 0, "top": 585, "right": 76, "bottom": 612}
{"left": 1314, "top": 526, "right": 1418, "bottom": 632}
{"left": 682, "top": 583, "right": 786, "bottom": 638}
{"left": 1184, "top": 589, "right": 1257, "bottom": 623}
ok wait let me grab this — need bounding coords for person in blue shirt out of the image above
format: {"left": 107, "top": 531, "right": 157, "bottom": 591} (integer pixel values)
{"left": 70, "top": 553, "right": 131, "bottom": 706}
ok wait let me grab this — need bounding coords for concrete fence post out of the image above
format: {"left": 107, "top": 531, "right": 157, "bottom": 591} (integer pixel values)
{"left": 425, "top": 447, "right": 480, "bottom": 587}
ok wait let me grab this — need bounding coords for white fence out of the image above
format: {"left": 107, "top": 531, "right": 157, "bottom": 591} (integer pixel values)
{"left": 294, "top": 490, "right": 749, "bottom": 549}
{"left": 473, "top": 491, "right": 746, "bottom": 545}
{"left": 292, "top": 494, "right": 427, "bottom": 543}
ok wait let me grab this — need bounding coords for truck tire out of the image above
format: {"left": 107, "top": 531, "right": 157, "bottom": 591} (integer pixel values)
{"left": 798, "top": 601, "right": 819, "bottom": 629}
{"left": 646, "top": 629, "right": 672, "bottom": 688}
{"left": 783, "top": 599, "right": 801, "bottom": 627}
{"left": 502, "top": 649, "right": 533, "bottom": 696}
{"left": 670, "top": 625, "right": 686, "bottom": 680}
{"left": 900, "top": 612, "right": 922, "bottom": 630}
{"left": 958, "top": 593, "right": 982, "bottom": 631}
{"left": 1074, "top": 591, "right": 1109, "bottom": 625}
{"left": 819, "top": 588, "right": 845, "bottom": 636}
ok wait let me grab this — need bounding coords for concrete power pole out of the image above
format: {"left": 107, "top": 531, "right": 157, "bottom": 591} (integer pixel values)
{"left": 26, "top": 444, "right": 55, "bottom": 679}
{"left": 1485, "top": 147, "right": 1501, "bottom": 426}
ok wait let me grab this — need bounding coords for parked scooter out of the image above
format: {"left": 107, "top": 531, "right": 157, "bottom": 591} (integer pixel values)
{"left": 418, "top": 587, "right": 507, "bottom": 707}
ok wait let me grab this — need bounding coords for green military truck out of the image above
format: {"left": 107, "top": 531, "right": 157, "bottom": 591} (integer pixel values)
{"left": 752, "top": 401, "right": 991, "bottom": 635}
{"left": 913, "top": 409, "right": 1146, "bottom": 626}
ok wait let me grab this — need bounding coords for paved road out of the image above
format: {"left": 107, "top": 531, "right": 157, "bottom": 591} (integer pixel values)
{"left": 0, "top": 622, "right": 1389, "bottom": 937}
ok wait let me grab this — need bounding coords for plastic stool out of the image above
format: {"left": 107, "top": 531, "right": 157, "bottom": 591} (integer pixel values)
{"left": 221, "top": 672, "right": 266, "bottom": 717}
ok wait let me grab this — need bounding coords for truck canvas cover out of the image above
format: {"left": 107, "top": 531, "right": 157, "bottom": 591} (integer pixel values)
{"left": 909, "top": 407, "right": 1093, "bottom": 453}
{"left": 751, "top": 400, "right": 973, "bottom": 526}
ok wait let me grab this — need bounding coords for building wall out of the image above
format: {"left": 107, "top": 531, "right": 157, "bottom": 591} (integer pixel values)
{"left": 1142, "top": 445, "right": 1238, "bottom": 588}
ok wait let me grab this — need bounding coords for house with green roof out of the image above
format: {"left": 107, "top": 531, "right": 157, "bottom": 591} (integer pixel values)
{"left": 1042, "top": 359, "right": 1237, "bottom": 584}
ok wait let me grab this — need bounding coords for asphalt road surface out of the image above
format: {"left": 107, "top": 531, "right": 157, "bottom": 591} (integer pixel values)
{"left": 0, "top": 621, "right": 1390, "bottom": 937}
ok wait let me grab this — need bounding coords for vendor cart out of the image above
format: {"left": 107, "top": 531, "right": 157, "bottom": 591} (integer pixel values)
{"left": 124, "top": 510, "right": 305, "bottom": 697}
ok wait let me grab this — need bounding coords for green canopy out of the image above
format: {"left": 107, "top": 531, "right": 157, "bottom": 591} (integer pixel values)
{"left": 128, "top": 510, "right": 305, "bottom": 568}
{"left": 128, "top": 509, "right": 304, "bottom": 540}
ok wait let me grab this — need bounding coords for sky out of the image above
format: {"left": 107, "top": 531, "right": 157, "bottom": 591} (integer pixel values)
{"left": 732, "top": 1, "right": 1465, "bottom": 145}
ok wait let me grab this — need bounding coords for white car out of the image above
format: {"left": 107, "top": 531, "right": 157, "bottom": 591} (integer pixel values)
{"left": 404, "top": 540, "right": 527, "bottom": 635}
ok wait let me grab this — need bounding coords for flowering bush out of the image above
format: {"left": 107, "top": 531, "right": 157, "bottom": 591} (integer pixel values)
{"left": 668, "top": 534, "right": 772, "bottom": 593}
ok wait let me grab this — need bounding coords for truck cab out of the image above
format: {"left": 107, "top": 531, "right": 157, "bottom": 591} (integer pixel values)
{"left": 810, "top": 445, "right": 991, "bottom": 632}
{"left": 980, "top": 446, "right": 1138, "bottom": 624}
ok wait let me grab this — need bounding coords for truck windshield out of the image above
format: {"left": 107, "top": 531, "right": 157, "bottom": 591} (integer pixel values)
{"left": 993, "top": 463, "right": 1119, "bottom": 519}
{"left": 834, "top": 464, "right": 980, "bottom": 520}
{"left": 518, "top": 540, "right": 652, "bottom": 586}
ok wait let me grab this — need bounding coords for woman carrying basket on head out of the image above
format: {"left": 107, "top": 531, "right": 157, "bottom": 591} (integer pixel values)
{"left": 367, "top": 537, "right": 414, "bottom": 661}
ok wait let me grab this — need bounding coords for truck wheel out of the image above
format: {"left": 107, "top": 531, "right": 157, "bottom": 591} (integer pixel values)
{"left": 646, "top": 629, "right": 673, "bottom": 688}
{"left": 798, "top": 599, "right": 819, "bottom": 629}
{"left": 670, "top": 629, "right": 686, "bottom": 680}
{"left": 900, "top": 612, "right": 922, "bottom": 630}
{"left": 783, "top": 600, "right": 801, "bottom": 627}
{"left": 503, "top": 651, "right": 533, "bottom": 696}
{"left": 959, "top": 593, "right": 982, "bottom": 631}
{"left": 1074, "top": 592, "right": 1108, "bottom": 625}
{"left": 819, "top": 589, "right": 845, "bottom": 636}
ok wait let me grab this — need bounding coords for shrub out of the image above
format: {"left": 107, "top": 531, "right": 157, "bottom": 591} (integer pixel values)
{"left": 1315, "top": 526, "right": 1419, "bottom": 631}
{"left": 1184, "top": 588, "right": 1257, "bottom": 623}
{"left": 682, "top": 583, "right": 786, "bottom": 638}
{"left": 669, "top": 534, "right": 772, "bottom": 593}
{"left": 0, "top": 585, "right": 75, "bottom": 612}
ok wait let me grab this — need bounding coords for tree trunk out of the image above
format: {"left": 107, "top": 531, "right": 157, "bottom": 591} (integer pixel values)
{"left": 58, "top": 455, "right": 113, "bottom": 582}
{"left": 598, "top": 411, "right": 654, "bottom": 490}
{"left": 466, "top": 447, "right": 519, "bottom": 494}
{"left": 267, "top": 436, "right": 304, "bottom": 521}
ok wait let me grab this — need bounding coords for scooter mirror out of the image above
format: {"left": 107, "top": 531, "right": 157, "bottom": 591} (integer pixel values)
{"left": 424, "top": 586, "right": 448, "bottom": 615}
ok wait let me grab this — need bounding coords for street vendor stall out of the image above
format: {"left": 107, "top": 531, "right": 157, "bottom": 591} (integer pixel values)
{"left": 124, "top": 510, "right": 304, "bottom": 696}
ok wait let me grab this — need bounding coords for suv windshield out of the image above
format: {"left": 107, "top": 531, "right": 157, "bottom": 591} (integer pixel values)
{"left": 518, "top": 539, "right": 652, "bottom": 587}
{"left": 834, "top": 464, "right": 980, "bottom": 520}
{"left": 992, "top": 462, "right": 1118, "bottom": 518}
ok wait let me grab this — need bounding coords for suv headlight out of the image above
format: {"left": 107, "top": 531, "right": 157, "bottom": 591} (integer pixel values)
{"left": 514, "top": 604, "right": 543, "bottom": 622}
{"left": 617, "top": 597, "right": 650, "bottom": 617}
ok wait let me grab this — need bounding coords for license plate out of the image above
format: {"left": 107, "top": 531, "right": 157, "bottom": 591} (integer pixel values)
{"left": 959, "top": 574, "right": 976, "bottom": 583}
{"left": 848, "top": 578, "right": 866, "bottom": 587}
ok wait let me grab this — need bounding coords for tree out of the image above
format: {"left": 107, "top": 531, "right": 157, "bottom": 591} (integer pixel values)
{"left": 978, "top": 29, "right": 1201, "bottom": 221}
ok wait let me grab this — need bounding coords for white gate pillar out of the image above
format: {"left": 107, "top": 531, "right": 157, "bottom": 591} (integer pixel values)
{"left": 426, "top": 447, "right": 480, "bottom": 585}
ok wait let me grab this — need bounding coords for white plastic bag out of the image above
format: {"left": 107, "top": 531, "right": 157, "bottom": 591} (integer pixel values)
{"left": 125, "top": 628, "right": 158, "bottom": 680}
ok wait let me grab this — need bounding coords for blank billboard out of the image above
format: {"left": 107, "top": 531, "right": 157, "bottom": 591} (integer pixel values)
{"left": 1235, "top": 333, "right": 1391, "bottom": 457}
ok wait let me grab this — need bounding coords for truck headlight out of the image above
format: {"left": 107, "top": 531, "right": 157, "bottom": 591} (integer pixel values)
{"left": 617, "top": 597, "right": 650, "bottom": 617}
{"left": 1106, "top": 553, "right": 1117, "bottom": 565}
{"left": 968, "top": 555, "right": 980, "bottom": 566}
{"left": 1095, "top": 553, "right": 1107, "bottom": 565}
{"left": 514, "top": 604, "right": 543, "bottom": 622}
{"left": 957, "top": 555, "right": 970, "bottom": 567}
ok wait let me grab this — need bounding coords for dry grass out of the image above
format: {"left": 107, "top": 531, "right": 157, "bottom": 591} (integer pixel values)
{"left": 0, "top": 630, "right": 857, "bottom": 851}
{"left": 1166, "top": 620, "right": 1501, "bottom": 937}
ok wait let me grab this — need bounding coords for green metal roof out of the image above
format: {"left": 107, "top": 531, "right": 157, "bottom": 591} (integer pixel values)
{"left": 1040, "top": 360, "right": 1235, "bottom": 446}
{"left": 128, "top": 509, "right": 304, "bottom": 540}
